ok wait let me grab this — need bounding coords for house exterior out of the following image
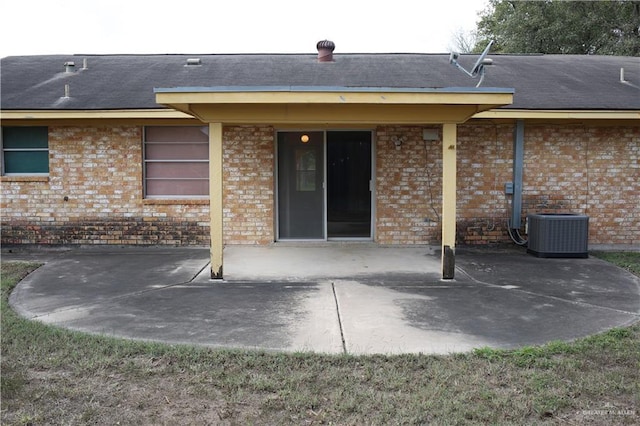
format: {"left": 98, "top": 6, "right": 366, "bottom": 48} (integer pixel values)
{"left": 1, "top": 43, "right": 639, "bottom": 279}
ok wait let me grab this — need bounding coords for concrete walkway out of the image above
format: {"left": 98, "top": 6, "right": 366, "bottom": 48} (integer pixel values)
{"left": 5, "top": 245, "right": 640, "bottom": 355}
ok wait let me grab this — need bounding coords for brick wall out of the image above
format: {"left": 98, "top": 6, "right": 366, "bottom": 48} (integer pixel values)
{"left": 456, "top": 123, "right": 514, "bottom": 245}
{"left": 456, "top": 122, "right": 640, "bottom": 245}
{"left": 1, "top": 126, "right": 210, "bottom": 245}
{"left": 2, "top": 122, "right": 638, "bottom": 247}
{"left": 222, "top": 126, "right": 275, "bottom": 244}
{"left": 376, "top": 126, "right": 442, "bottom": 244}
{"left": 375, "top": 124, "right": 520, "bottom": 246}
{"left": 523, "top": 124, "right": 639, "bottom": 245}
{"left": 376, "top": 122, "right": 639, "bottom": 246}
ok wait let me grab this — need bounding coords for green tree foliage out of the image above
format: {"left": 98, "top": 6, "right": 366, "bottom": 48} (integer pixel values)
{"left": 474, "top": 0, "right": 640, "bottom": 55}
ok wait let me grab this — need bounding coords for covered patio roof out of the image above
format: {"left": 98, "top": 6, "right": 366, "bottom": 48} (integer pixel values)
{"left": 155, "top": 85, "right": 514, "bottom": 124}
{"left": 155, "top": 85, "right": 514, "bottom": 280}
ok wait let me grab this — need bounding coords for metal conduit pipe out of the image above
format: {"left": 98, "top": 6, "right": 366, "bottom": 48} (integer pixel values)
{"left": 509, "top": 119, "right": 528, "bottom": 245}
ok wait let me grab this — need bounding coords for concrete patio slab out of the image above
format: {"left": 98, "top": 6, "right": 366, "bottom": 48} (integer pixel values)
{"left": 223, "top": 244, "right": 442, "bottom": 281}
{"left": 5, "top": 245, "right": 640, "bottom": 355}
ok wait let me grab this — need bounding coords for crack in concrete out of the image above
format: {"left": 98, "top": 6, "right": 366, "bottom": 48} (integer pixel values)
{"left": 332, "top": 282, "right": 347, "bottom": 354}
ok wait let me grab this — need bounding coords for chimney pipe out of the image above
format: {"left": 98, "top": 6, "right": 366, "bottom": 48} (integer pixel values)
{"left": 316, "top": 40, "right": 335, "bottom": 62}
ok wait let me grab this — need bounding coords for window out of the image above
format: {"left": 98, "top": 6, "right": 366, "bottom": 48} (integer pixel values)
{"left": 1, "top": 127, "right": 49, "bottom": 175}
{"left": 144, "top": 126, "right": 209, "bottom": 198}
{"left": 295, "top": 148, "right": 316, "bottom": 191}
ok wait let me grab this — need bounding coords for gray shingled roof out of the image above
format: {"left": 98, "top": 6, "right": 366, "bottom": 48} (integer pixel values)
{"left": 1, "top": 53, "right": 638, "bottom": 111}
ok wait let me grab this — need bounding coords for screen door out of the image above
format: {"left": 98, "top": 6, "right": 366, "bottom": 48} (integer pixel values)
{"left": 277, "top": 132, "right": 325, "bottom": 239}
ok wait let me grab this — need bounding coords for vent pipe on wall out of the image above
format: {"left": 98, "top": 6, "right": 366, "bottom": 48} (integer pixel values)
{"left": 317, "top": 40, "right": 335, "bottom": 62}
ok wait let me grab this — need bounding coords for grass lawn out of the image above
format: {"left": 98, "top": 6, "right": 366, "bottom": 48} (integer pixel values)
{"left": 1, "top": 254, "right": 639, "bottom": 425}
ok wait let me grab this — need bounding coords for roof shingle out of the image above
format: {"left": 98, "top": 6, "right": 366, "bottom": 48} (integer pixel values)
{"left": 1, "top": 53, "right": 638, "bottom": 110}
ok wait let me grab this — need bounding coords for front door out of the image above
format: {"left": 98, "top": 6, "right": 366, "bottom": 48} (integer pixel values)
{"left": 277, "top": 131, "right": 372, "bottom": 240}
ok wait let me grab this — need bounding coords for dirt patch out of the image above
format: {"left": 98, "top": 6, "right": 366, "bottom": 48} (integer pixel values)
{"left": 3, "top": 367, "right": 269, "bottom": 425}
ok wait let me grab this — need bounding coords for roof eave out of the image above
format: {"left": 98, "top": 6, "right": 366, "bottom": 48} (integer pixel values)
{"left": 154, "top": 86, "right": 515, "bottom": 106}
{"left": 0, "top": 109, "right": 194, "bottom": 120}
{"left": 473, "top": 109, "right": 640, "bottom": 120}
{"left": 154, "top": 86, "right": 515, "bottom": 124}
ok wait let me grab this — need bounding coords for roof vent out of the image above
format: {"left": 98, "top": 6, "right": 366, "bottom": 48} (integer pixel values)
{"left": 316, "top": 40, "right": 335, "bottom": 62}
{"left": 64, "top": 61, "right": 75, "bottom": 73}
{"left": 186, "top": 58, "right": 201, "bottom": 66}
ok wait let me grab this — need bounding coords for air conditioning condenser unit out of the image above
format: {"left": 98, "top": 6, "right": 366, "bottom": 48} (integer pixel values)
{"left": 527, "top": 213, "right": 589, "bottom": 258}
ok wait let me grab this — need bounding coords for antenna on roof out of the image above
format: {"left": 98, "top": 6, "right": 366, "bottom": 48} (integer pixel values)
{"left": 449, "top": 40, "right": 494, "bottom": 87}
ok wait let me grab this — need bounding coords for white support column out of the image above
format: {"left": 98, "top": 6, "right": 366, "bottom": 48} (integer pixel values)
{"left": 209, "top": 123, "right": 224, "bottom": 279}
{"left": 441, "top": 123, "right": 457, "bottom": 279}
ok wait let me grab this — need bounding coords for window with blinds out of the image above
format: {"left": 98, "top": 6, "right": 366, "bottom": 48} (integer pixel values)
{"left": 143, "top": 126, "right": 209, "bottom": 198}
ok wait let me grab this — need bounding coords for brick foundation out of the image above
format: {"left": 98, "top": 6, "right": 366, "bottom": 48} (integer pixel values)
{"left": 0, "top": 217, "right": 208, "bottom": 245}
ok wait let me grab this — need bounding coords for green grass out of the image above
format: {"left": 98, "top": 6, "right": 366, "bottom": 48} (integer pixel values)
{"left": 2, "top": 257, "right": 639, "bottom": 425}
{"left": 591, "top": 251, "right": 640, "bottom": 276}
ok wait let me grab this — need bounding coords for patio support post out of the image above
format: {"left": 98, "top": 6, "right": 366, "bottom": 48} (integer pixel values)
{"left": 441, "top": 123, "right": 457, "bottom": 279}
{"left": 209, "top": 122, "right": 224, "bottom": 279}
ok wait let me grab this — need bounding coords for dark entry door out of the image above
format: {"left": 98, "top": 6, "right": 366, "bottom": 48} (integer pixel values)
{"left": 327, "top": 131, "right": 372, "bottom": 238}
{"left": 277, "top": 132, "right": 324, "bottom": 239}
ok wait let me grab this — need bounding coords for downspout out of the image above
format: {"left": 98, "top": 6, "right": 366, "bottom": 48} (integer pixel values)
{"left": 508, "top": 119, "right": 527, "bottom": 245}
{"left": 511, "top": 119, "right": 524, "bottom": 228}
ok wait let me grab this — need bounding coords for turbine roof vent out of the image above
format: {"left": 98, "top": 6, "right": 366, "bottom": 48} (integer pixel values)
{"left": 316, "top": 40, "right": 335, "bottom": 62}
